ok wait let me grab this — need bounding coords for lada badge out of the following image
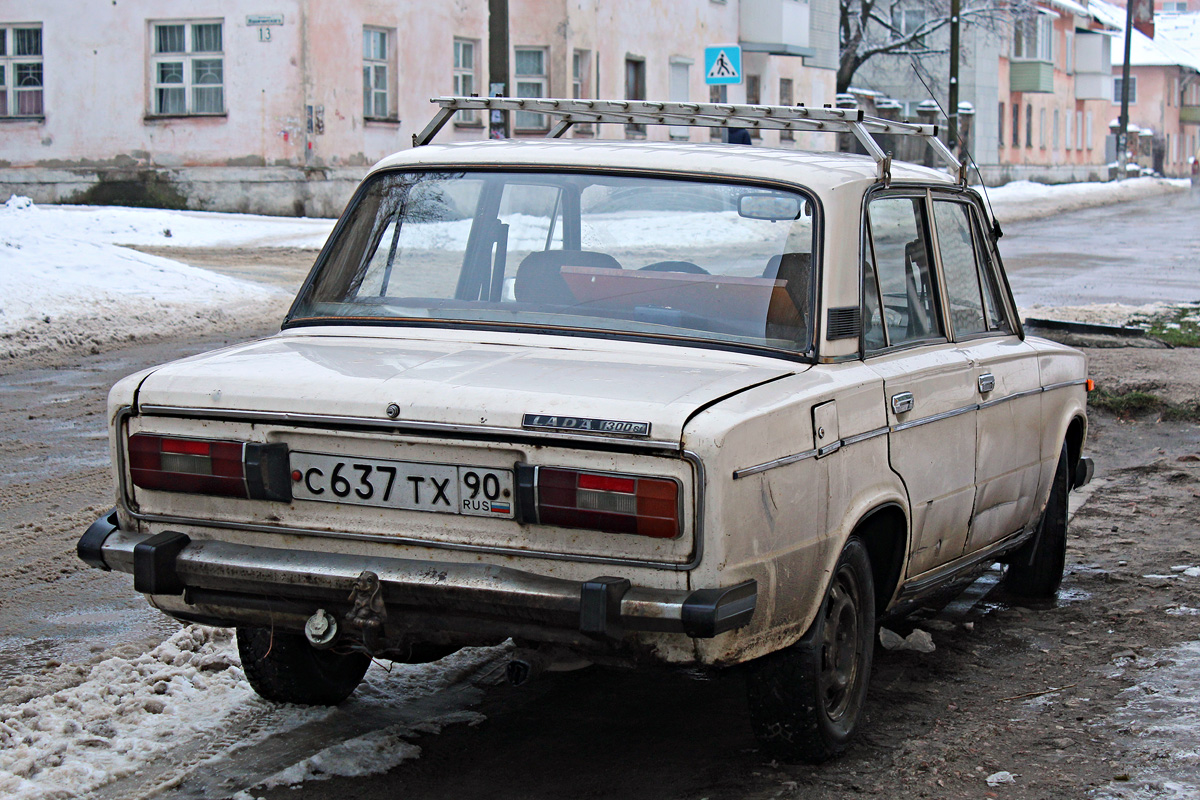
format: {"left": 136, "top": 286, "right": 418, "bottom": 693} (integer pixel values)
{"left": 522, "top": 414, "right": 651, "bottom": 437}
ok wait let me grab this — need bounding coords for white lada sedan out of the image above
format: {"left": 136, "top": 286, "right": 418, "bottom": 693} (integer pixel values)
{"left": 78, "top": 99, "right": 1092, "bottom": 763}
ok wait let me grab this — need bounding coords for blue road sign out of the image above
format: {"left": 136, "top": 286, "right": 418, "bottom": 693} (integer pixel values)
{"left": 704, "top": 45, "right": 742, "bottom": 86}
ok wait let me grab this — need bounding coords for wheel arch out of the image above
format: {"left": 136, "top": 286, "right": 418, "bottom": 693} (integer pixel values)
{"left": 851, "top": 502, "right": 908, "bottom": 615}
{"left": 1064, "top": 413, "right": 1087, "bottom": 478}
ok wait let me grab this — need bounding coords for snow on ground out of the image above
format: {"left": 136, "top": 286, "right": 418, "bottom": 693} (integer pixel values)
{"left": 0, "top": 195, "right": 293, "bottom": 366}
{"left": 984, "top": 176, "right": 1189, "bottom": 225}
{"left": 0, "top": 624, "right": 503, "bottom": 799}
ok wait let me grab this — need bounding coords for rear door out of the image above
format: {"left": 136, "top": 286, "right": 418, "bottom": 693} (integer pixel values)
{"left": 928, "top": 195, "right": 1043, "bottom": 554}
{"left": 862, "top": 191, "right": 977, "bottom": 579}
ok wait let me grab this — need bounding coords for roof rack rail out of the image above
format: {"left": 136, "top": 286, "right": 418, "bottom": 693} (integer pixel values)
{"left": 413, "top": 96, "right": 965, "bottom": 186}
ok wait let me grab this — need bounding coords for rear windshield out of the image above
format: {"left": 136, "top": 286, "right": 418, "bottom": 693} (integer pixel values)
{"left": 288, "top": 170, "right": 817, "bottom": 356}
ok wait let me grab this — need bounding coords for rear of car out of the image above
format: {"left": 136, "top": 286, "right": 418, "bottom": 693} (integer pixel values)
{"left": 80, "top": 148, "right": 823, "bottom": 672}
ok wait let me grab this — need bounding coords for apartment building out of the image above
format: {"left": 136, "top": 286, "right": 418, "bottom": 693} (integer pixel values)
{"left": 0, "top": 0, "right": 838, "bottom": 215}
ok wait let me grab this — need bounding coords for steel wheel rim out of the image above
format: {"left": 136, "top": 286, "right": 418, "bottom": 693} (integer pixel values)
{"left": 818, "top": 564, "right": 863, "bottom": 722}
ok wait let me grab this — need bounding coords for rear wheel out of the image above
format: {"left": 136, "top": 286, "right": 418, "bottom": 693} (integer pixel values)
{"left": 1003, "top": 444, "right": 1069, "bottom": 598}
{"left": 236, "top": 626, "right": 370, "bottom": 705}
{"left": 746, "top": 537, "right": 875, "bottom": 763}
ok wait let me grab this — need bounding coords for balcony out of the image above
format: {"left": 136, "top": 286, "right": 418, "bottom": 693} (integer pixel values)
{"left": 1074, "top": 32, "right": 1113, "bottom": 100}
{"left": 1075, "top": 73, "right": 1113, "bottom": 102}
{"left": 1011, "top": 60, "right": 1055, "bottom": 94}
{"left": 739, "top": 0, "right": 814, "bottom": 57}
{"left": 1181, "top": 105, "right": 1200, "bottom": 124}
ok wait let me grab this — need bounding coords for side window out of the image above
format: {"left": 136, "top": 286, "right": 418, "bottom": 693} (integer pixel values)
{"left": 932, "top": 200, "right": 988, "bottom": 337}
{"left": 864, "top": 196, "right": 942, "bottom": 349}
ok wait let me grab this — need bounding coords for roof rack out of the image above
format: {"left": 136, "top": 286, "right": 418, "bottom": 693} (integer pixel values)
{"left": 413, "top": 96, "right": 966, "bottom": 186}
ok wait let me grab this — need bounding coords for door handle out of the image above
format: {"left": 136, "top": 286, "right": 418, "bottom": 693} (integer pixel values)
{"left": 891, "top": 391, "right": 914, "bottom": 414}
{"left": 978, "top": 373, "right": 996, "bottom": 394}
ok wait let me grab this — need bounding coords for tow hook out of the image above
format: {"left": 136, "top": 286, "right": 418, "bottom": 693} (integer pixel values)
{"left": 304, "top": 608, "right": 339, "bottom": 649}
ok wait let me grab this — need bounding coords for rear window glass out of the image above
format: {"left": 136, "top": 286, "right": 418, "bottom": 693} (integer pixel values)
{"left": 289, "top": 170, "right": 817, "bottom": 356}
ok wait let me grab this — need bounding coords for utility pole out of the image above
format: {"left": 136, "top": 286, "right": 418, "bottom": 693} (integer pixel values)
{"left": 948, "top": 0, "right": 961, "bottom": 155}
{"left": 488, "top": 0, "right": 510, "bottom": 138}
{"left": 1117, "top": 0, "right": 1135, "bottom": 177}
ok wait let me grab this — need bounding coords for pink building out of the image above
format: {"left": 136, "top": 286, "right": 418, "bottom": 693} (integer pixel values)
{"left": 0, "top": 0, "right": 839, "bottom": 215}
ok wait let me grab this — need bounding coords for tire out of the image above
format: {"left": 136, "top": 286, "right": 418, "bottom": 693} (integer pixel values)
{"left": 236, "top": 626, "right": 371, "bottom": 705}
{"left": 746, "top": 537, "right": 876, "bottom": 763}
{"left": 1002, "top": 443, "right": 1069, "bottom": 598}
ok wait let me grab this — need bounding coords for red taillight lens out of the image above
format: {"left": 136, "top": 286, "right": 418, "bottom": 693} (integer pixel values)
{"left": 534, "top": 467, "right": 680, "bottom": 539}
{"left": 128, "top": 434, "right": 248, "bottom": 498}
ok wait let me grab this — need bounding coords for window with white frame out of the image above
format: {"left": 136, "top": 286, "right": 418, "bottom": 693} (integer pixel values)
{"left": 1065, "top": 109, "right": 1072, "bottom": 150}
{"left": 151, "top": 20, "right": 224, "bottom": 115}
{"left": 892, "top": 6, "right": 928, "bottom": 48}
{"left": 1085, "top": 111, "right": 1093, "bottom": 148}
{"left": 1013, "top": 14, "right": 1054, "bottom": 61}
{"left": 1113, "top": 75, "right": 1137, "bottom": 105}
{"left": 1039, "top": 107, "right": 1047, "bottom": 148}
{"left": 1076, "top": 110, "right": 1083, "bottom": 149}
{"left": 573, "top": 49, "right": 593, "bottom": 135}
{"left": 514, "top": 47, "right": 547, "bottom": 130}
{"left": 780, "top": 78, "right": 795, "bottom": 141}
{"left": 453, "top": 38, "right": 478, "bottom": 124}
{"left": 1162, "top": 1, "right": 1187, "bottom": 11}
{"left": 0, "top": 24, "right": 43, "bottom": 117}
{"left": 363, "top": 28, "right": 390, "bottom": 120}
{"left": 1064, "top": 31, "right": 1074, "bottom": 74}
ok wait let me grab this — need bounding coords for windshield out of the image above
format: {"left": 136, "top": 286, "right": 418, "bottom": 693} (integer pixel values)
{"left": 288, "top": 170, "right": 817, "bottom": 355}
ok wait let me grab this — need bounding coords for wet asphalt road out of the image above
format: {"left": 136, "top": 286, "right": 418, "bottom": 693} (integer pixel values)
{"left": 999, "top": 189, "right": 1200, "bottom": 308}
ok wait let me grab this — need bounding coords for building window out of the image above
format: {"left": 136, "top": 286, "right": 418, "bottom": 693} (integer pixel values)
{"left": 0, "top": 24, "right": 43, "bottom": 117}
{"left": 1052, "top": 108, "right": 1059, "bottom": 149}
{"left": 514, "top": 47, "right": 547, "bottom": 130}
{"left": 151, "top": 21, "right": 224, "bottom": 115}
{"left": 1025, "top": 103, "right": 1033, "bottom": 147}
{"left": 780, "top": 78, "right": 795, "bottom": 141}
{"left": 363, "top": 28, "right": 390, "bottom": 120}
{"left": 1013, "top": 15, "right": 1053, "bottom": 62}
{"left": 1065, "top": 109, "right": 1072, "bottom": 150}
{"left": 892, "top": 6, "right": 928, "bottom": 48}
{"left": 1039, "top": 107, "right": 1047, "bottom": 148}
{"left": 669, "top": 59, "right": 690, "bottom": 139}
{"left": 573, "top": 49, "right": 593, "bottom": 135}
{"left": 746, "top": 74, "right": 761, "bottom": 138}
{"left": 1113, "top": 75, "right": 1137, "bottom": 105}
{"left": 453, "top": 38, "right": 477, "bottom": 124}
{"left": 1064, "top": 31, "right": 1074, "bottom": 74}
{"left": 1085, "top": 111, "right": 1093, "bottom": 148}
{"left": 1076, "top": 109, "right": 1083, "bottom": 149}
{"left": 624, "top": 57, "right": 646, "bottom": 136}
{"left": 1012, "top": 102, "right": 1020, "bottom": 147}
{"left": 1162, "top": 1, "right": 1187, "bottom": 11}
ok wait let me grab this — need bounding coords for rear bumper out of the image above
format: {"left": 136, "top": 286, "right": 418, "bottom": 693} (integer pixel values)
{"left": 78, "top": 510, "right": 755, "bottom": 643}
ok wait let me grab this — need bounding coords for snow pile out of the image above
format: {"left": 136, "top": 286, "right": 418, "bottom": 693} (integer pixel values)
{"left": 985, "top": 177, "right": 1188, "bottom": 224}
{"left": 0, "top": 624, "right": 505, "bottom": 797}
{"left": 0, "top": 196, "right": 290, "bottom": 366}
{"left": 0, "top": 198, "right": 335, "bottom": 250}
{"left": 0, "top": 627, "right": 279, "bottom": 799}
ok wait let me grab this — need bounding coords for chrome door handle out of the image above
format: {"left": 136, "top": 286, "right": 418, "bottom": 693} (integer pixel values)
{"left": 891, "top": 391, "right": 914, "bottom": 414}
{"left": 978, "top": 373, "right": 996, "bottom": 394}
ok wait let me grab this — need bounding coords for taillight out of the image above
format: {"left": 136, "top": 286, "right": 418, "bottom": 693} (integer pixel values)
{"left": 127, "top": 434, "right": 291, "bottom": 501}
{"left": 518, "top": 466, "right": 681, "bottom": 539}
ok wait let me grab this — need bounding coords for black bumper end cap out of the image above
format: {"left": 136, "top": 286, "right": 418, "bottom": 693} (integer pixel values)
{"left": 1074, "top": 456, "right": 1095, "bottom": 490}
{"left": 77, "top": 509, "right": 120, "bottom": 571}
{"left": 681, "top": 579, "right": 757, "bottom": 638}
{"left": 134, "top": 530, "right": 191, "bottom": 595}
{"left": 580, "top": 576, "right": 631, "bottom": 638}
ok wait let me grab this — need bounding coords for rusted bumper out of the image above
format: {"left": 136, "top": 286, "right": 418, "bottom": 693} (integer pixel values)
{"left": 78, "top": 510, "right": 755, "bottom": 642}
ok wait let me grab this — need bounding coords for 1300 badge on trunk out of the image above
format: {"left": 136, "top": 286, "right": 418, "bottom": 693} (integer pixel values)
{"left": 289, "top": 452, "right": 514, "bottom": 518}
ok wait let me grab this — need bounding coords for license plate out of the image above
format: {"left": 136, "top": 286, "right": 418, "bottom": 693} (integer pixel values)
{"left": 290, "top": 452, "right": 515, "bottom": 518}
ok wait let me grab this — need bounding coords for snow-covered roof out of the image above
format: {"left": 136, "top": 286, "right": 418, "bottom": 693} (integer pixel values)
{"left": 371, "top": 139, "right": 955, "bottom": 193}
{"left": 1093, "top": 0, "right": 1200, "bottom": 70}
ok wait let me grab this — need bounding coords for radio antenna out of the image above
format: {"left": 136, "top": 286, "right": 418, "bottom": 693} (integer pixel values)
{"left": 911, "top": 61, "right": 1002, "bottom": 239}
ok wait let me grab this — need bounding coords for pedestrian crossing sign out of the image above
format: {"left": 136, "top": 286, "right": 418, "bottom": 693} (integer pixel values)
{"left": 705, "top": 45, "right": 742, "bottom": 85}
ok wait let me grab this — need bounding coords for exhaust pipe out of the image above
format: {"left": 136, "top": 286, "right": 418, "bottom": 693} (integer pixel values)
{"left": 506, "top": 647, "right": 592, "bottom": 686}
